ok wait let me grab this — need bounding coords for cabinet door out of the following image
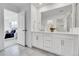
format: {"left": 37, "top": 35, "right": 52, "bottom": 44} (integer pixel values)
{"left": 32, "top": 33, "right": 38, "bottom": 47}
{"left": 61, "top": 39, "right": 74, "bottom": 56}
{"left": 37, "top": 33, "right": 43, "bottom": 49}
{"left": 43, "top": 36, "right": 52, "bottom": 51}
{"left": 52, "top": 36, "right": 61, "bottom": 55}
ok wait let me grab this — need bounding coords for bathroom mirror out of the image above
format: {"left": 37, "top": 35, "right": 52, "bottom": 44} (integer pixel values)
{"left": 41, "top": 4, "right": 72, "bottom": 32}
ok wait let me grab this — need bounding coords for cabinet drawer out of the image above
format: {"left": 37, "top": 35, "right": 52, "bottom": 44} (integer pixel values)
{"left": 53, "top": 36, "right": 74, "bottom": 40}
{"left": 43, "top": 36, "right": 52, "bottom": 50}
{"left": 43, "top": 40, "right": 52, "bottom": 51}
{"left": 44, "top": 40, "right": 51, "bottom": 48}
{"left": 52, "top": 35, "right": 75, "bottom": 40}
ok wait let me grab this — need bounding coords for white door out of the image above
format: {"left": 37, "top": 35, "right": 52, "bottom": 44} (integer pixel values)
{"left": 17, "top": 11, "right": 26, "bottom": 46}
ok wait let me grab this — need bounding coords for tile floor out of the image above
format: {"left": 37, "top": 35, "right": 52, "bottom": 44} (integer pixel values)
{"left": 0, "top": 44, "right": 57, "bottom": 56}
{"left": 4, "top": 38, "right": 17, "bottom": 48}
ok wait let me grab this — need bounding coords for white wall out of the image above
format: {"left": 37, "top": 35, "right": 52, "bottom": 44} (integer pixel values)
{"left": 31, "top": 5, "right": 38, "bottom": 31}
{"left": 76, "top": 4, "right": 79, "bottom": 27}
{"left": 0, "top": 8, "right": 4, "bottom": 50}
{"left": 31, "top": 5, "right": 41, "bottom": 32}
{"left": 4, "top": 9, "right": 18, "bottom": 32}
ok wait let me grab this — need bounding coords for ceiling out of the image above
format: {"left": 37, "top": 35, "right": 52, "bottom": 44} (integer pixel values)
{"left": 32, "top": 3, "right": 55, "bottom": 8}
{"left": 0, "top": 3, "right": 30, "bottom": 13}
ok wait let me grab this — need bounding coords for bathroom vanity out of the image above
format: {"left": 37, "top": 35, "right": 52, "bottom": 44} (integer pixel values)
{"left": 32, "top": 32, "right": 79, "bottom": 56}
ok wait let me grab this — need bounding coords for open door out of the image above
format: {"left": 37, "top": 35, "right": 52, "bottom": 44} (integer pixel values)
{"left": 17, "top": 11, "right": 26, "bottom": 46}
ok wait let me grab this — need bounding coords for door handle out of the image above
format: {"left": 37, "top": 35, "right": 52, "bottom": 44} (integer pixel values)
{"left": 22, "top": 30, "right": 27, "bottom": 31}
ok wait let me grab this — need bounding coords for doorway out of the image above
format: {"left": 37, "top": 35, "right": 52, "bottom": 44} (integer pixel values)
{"left": 4, "top": 9, "right": 18, "bottom": 48}
{"left": 4, "top": 8, "right": 27, "bottom": 48}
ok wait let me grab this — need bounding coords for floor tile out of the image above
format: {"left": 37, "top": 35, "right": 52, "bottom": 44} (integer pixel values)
{"left": 0, "top": 44, "right": 57, "bottom": 56}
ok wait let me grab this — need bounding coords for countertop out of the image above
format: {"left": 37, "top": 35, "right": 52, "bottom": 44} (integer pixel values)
{"left": 32, "top": 31, "right": 79, "bottom": 35}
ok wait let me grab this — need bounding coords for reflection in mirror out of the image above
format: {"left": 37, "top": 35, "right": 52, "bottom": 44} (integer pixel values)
{"left": 41, "top": 5, "right": 72, "bottom": 32}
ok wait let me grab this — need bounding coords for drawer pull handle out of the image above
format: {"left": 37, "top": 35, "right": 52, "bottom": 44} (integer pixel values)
{"left": 36, "top": 36, "right": 38, "bottom": 40}
{"left": 61, "top": 40, "right": 64, "bottom": 46}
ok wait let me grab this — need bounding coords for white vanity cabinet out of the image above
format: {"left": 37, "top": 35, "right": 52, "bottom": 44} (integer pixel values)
{"left": 43, "top": 34, "right": 61, "bottom": 55}
{"left": 43, "top": 34, "right": 54, "bottom": 52}
{"left": 32, "top": 32, "right": 79, "bottom": 56}
{"left": 52, "top": 36, "right": 62, "bottom": 55}
{"left": 43, "top": 34, "right": 75, "bottom": 56}
{"left": 61, "top": 35, "right": 79, "bottom": 56}
{"left": 61, "top": 38, "right": 74, "bottom": 56}
{"left": 37, "top": 33, "right": 43, "bottom": 49}
{"left": 52, "top": 35, "right": 78, "bottom": 56}
{"left": 32, "top": 32, "right": 43, "bottom": 49}
{"left": 32, "top": 33, "right": 38, "bottom": 47}
{"left": 60, "top": 35, "right": 75, "bottom": 56}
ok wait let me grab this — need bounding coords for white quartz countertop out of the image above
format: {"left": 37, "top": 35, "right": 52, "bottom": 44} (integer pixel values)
{"left": 32, "top": 31, "right": 79, "bottom": 35}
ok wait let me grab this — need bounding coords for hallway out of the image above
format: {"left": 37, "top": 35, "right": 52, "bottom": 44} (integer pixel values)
{"left": 0, "top": 44, "right": 57, "bottom": 56}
